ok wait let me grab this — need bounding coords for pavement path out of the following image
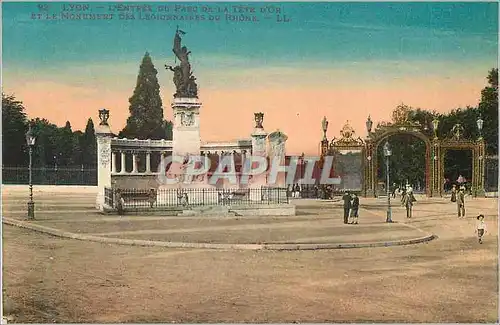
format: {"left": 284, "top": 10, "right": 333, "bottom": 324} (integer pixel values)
{"left": 2, "top": 186, "right": 439, "bottom": 249}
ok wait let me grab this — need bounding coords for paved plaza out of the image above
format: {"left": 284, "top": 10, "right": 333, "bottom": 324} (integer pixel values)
{"left": 2, "top": 186, "right": 498, "bottom": 322}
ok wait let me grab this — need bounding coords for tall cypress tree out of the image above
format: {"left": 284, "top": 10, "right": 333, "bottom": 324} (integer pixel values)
{"left": 120, "top": 52, "right": 165, "bottom": 140}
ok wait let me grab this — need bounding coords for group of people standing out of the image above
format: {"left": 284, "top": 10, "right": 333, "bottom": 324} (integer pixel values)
{"left": 337, "top": 185, "right": 487, "bottom": 245}
{"left": 288, "top": 184, "right": 302, "bottom": 198}
{"left": 342, "top": 191, "right": 360, "bottom": 224}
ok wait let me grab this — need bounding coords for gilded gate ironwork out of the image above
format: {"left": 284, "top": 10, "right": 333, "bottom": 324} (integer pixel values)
{"left": 437, "top": 125, "right": 486, "bottom": 197}
{"left": 327, "top": 121, "right": 365, "bottom": 193}
{"left": 319, "top": 114, "right": 486, "bottom": 198}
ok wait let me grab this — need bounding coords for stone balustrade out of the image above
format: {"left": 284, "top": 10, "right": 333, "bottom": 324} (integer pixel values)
{"left": 109, "top": 138, "right": 253, "bottom": 176}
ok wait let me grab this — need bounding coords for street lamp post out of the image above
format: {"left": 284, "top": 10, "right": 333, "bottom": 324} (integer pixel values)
{"left": 476, "top": 114, "right": 484, "bottom": 139}
{"left": 383, "top": 141, "right": 393, "bottom": 223}
{"left": 26, "top": 124, "right": 36, "bottom": 220}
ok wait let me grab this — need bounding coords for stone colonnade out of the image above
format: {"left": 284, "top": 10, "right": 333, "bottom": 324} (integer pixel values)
{"left": 108, "top": 143, "right": 252, "bottom": 175}
{"left": 95, "top": 109, "right": 288, "bottom": 210}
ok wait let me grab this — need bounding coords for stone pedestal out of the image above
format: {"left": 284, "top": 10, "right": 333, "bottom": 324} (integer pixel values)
{"left": 267, "top": 130, "right": 288, "bottom": 187}
{"left": 172, "top": 97, "right": 202, "bottom": 157}
{"left": 95, "top": 124, "right": 113, "bottom": 211}
{"left": 250, "top": 127, "right": 268, "bottom": 193}
{"left": 159, "top": 97, "right": 208, "bottom": 201}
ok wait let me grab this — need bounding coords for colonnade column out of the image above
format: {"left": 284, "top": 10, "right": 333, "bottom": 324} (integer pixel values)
{"left": 146, "top": 151, "right": 151, "bottom": 173}
{"left": 120, "top": 151, "right": 126, "bottom": 174}
{"left": 132, "top": 152, "right": 138, "bottom": 174}
{"left": 111, "top": 152, "right": 117, "bottom": 174}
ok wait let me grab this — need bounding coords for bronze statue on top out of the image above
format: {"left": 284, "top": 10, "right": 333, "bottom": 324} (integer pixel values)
{"left": 165, "top": 27, "right": 198, "bottom": 98}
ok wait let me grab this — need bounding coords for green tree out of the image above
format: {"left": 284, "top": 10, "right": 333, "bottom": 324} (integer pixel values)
{"left": 72, "top": 130, "right": 84, "bottom": 166}
{"left": 31, "top": 118, "right": 59, "bottom": 168}
{"left": 2, "top": 93, "right": 28, "bottom": 166}
{"left": 55, "top": 121, "right": 77, "bottom": 166}
{"left": 409, "top": 107, "right": 437, "bottom": 138}
{"left": 478, "top": 68, "right": 498, "bottom": 155}
{"left": 377, "top": 134, "right": 426, "bottom": 188}
{"left": 82, "top": 118, "right": 97, "bottom": 166}
{"left": 163, "top": 120, "right": 173, "bottom": 140}
{"left": 120, "top": 52, "right": 166, "bottom": 140}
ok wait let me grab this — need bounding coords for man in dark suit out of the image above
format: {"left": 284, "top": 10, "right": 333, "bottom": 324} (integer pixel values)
{"left": 349, "top": 193, "right": 360, "bottom": 224}
{"left": 342, "top": 191, "right": 351, "bottom": 224}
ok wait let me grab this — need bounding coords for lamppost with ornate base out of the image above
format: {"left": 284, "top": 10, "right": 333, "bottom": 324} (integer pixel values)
{"left": 383, "top": 141, "right": 393, "bottom": 223}
{"left": 26, "top": 124, "right": 36, "bottom": 220}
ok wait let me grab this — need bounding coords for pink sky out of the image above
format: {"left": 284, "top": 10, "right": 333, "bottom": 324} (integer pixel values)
{"left": 9, "top": 73, "right": 485, "bottom": 156}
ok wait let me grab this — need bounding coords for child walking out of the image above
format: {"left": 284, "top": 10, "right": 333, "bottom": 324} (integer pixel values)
{"left": 476, "top": 214, "right": 487, "bottom": 244}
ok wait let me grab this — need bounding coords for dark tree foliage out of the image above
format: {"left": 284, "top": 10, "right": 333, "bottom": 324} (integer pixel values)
{"left": 2, "top": 93, "right": 98, "bottom": 169}
{"left": 31, "top": 118, "right": 60, "bottom": 168}
{"left": 478, "top": 68, "right": 498, "bottom": 155}
{"left": 377, "top": 134, "right": 426, "bottom": 189}
{"left": 376, "top": 69, "right": 498, "bottom": 187}
{"left": 56, "top": 121, "right": 77, "bottom": 166}
{"left": 82, "top": 118, "right": 97, "bottom": 167}
{"left": 120, "top": 52, "right": 173, "bottom": 140}
{"left": 408, "top": 108, "right": 436, "bottom": 138}
{"left": 2, "top": 93, "right": 28, "bottom": 166}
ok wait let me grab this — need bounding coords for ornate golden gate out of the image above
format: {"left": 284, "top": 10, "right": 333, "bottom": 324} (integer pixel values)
{"left": 320, "top": 111, "right": 486, "bottom": 197}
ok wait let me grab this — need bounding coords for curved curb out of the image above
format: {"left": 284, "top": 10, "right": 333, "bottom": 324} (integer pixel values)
{"left": 2, "top": 217, "right": 436, "bottom": 251}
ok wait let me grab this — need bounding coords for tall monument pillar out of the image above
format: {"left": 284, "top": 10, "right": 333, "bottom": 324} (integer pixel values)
{"left": 250, "top": 112, "right": 268, "bottom": 193}
{"left": 172, "top": 97, "right": 201, "bottom": 157}
{"left": 95, "top": 109, "right": 113, "bottom": 211}
{"left": 163, "top": 28, "right": 203, "bottom": 191}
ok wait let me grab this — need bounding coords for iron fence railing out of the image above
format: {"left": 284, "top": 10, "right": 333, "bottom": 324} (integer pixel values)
{"left": 104, "top": 187, "right": 114, "bottom": 207}
{"left": 288, "top": 184, "right": 363, "bottom": 199}
{"left": 2, "top": 166, "right": 98, "bottom": 185}
{"left": 287, "top": 184, "right": 320, "bottom": 199}
{"left": 107, "top": 186, "right": 289, "bottom": 211}
{"left": 485, "top": 157, "right": 498, "bottom": 192}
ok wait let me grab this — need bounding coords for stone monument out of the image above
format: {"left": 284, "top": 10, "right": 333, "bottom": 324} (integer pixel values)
{"left": 95, "top": 108, "right": 113, "bottom": 211}
{"left": 268, "top": 129, "right": 288, "bottom": 186}
{"left": 166, "top": 28, "right": 202, "bottom": 158}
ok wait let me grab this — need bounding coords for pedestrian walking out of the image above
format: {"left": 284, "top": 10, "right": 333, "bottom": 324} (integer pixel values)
{"left": 450, "top": 184, "right": 457, "bottom": 202}
{"left": 400, "top": 186, "right": 407, "bottom": 205}
{"left": 115, "top": 189, "right": 125, "bottom": 216}
{"left": 342, "top": 191, "right": 351, "bottom": 224}
{"left": 457, "top": 186, "right": 466, "bottom": 217}
{"left": 148, "top": 188, "right": 157, "bottom": 208}
{"left": 475, "top": 214, "right": 487, "bottom": 244}
{"left": 349, "top": 193, "right": 359, "bottom": 224}
{"left": 391, "top": 183, "right": 397, "bottom": 198}
{"left": 402, "top": 188, "right": 416, "bottom": 218}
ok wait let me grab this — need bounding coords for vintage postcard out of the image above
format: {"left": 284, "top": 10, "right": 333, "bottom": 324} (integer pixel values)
{"left": 2, "top": 1, "right": 498, "bottom": 323}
